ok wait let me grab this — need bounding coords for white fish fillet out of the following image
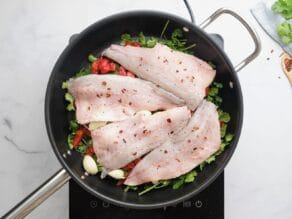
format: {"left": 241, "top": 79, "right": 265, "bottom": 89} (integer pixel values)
{"left": 92, "top": 106, "right": 191, "bottom": 171}
{"left": 68, "top": 74, "right": 185, "bottom": 124}
{"left": 104, "top": 43, "right": 216, "bottom": 110}
{"left": 124, "top": 100, "right": 220, "bottom": 185}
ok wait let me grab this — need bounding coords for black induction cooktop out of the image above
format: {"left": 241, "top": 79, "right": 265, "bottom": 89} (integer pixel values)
{"left": 69, "top": 173, "right": 224, "bottom": 219}
{"left": 69, "top": 33, "right": 225, "bottom": 219}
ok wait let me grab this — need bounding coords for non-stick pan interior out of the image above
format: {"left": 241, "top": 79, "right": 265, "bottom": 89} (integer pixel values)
{"left": 45, "top": 11, "right": 243, "bottom": 209}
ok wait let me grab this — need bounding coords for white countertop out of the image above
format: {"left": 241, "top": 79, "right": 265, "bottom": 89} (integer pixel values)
{"left": 1, "top": 0, "right": 292, "bottom": 218}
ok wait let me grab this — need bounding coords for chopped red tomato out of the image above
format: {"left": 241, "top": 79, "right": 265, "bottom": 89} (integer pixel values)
{"left": 121, "top": 158, "right": 141, "bottom": 171}
{"left": 118, "top": 67, "right": 136, "bottom": 77}
{"left": 73, "top": 127, "right": 91, "bottom": 148}
{"left": 99, "top": 58, "right": 116, "bottom": 74}
{"left": 91, "top": 60, "right": 99, "bottom": 74}
{"left": 109, "top": 63, "right": 116, "bottom": 72}
{"left": 91, "top": 57, "right": 116, "bottom": 74}
{"left": 125, "top": 42, "right": 141, "bottom": 47}
{"left": 118, "top": 66, "right": 127, "bottom": 76}
{"left": 86, "top": 146, "right": 94, "bottom": 156}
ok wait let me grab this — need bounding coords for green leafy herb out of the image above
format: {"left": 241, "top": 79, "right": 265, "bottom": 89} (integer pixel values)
{"left": 208, "top": 87, "right": 219, "bottom": 96}
{"left": 172, "top": 178, "right": 185, "bottom": 189}
{"left": 138, "top": 180, "right": 170, "bottom": 195}
{"left": 164, "top": 29, "right": 187, "bottom": 51}
{"left": 272, "top": 0, "right": 292, "bottom": 19}
{"left": 65, "top": 92, "right": 74, "bottom": 111}
{"left": 213, "top": 82, "right": 223, "bottom": 88}
{"left": 205, "top": 155, "right": 216, "bottom": 164}
{"left": 276, "top": 21, "right": 292, "bottom": 44}
{"left": 121, "top": 33, "right": 134, "bottom": 45}
{"left": 159, "top": 21, "right": 195, "bottom": 52}
{"left": 155, "top": 180, "right": 171, "bottom": 188}
{"left": 172, "top": 170, "right": 197, "bottom": 189}
{"left": 69, "top": 119, "right": 79, "bottom": 132}
{"left": 138, "top": 32, "right": 147, "bottom": 47}
{"left": 225, "top": 133, "right": 234, "bottom": 142}
{"left": 219, "top": 111, "right": 231, "bottom": 123}
{"left": 220, "top": 142, "right": 227, "bottom": 151}
{"left": 146, "top": 37, "right": 157, "bottom": 48}
{"left": 138, "top": 33, "right": 157, "bottom": 48}
{"left": 184, "top": 170, "right": 197, "bottom": 183}
{"left": 76, "top": 143, "right": 88, "bottom": 154}
{"left": 62, "top": 81, "right": 68, "bottom": 89}
{"left": 200, "top": 155, "right": 216, "bottom": 170}
{"left": 207, "top": 82, "right": 223, "bottom": 106}
{"left": 67, "top": 132, "right": 75, "bottom": 149}
{"left": 88, "top": 54, "right": 97, "bottom": 62}
{"left": 124, "top": 185, "right": 138, "bottom": 192}
{"left": 220, "top": 123, "right": 227, "bottom": 138}
{"left": 75, "top": 68, "right": 90, "bottom": 78}
{"left": 138, "top": 184, "right": 158, "bottom": 195}
{"left": 214, "top": 96, "right": 223, "bottom": 105}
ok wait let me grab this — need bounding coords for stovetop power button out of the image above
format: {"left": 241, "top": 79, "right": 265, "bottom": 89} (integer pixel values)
{"left": 194, "top": 200, "right": 203, "bottom": 208}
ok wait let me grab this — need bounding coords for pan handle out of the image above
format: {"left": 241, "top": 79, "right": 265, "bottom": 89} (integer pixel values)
{"left": 199, "top": 8, "right": 261, "bottom": 72}
{"left": 2, "top": 168, "right": 70, "bottom": 219}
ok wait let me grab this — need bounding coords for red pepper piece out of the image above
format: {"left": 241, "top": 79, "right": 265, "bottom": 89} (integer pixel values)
{"left": 72, "top": 127, "right": 91, "bottom": 148}
{"left": 86, "top": 146, "right": 94, "bottom": 156}
{"left": 125, "top": 42, "right": 141, "bottom": 47}
{"left": 121, "top": 158, "right": 141, "bottom": 171}
{"left": 73, "top": 129, "right": 84, "bottom": 148}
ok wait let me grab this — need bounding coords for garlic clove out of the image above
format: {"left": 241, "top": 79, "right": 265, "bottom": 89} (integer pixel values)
{"left": 108, "top": 169, "right": 125, "bottom": 179}
{"left": 83, "top": 155, "right": 98, "bottom": 175}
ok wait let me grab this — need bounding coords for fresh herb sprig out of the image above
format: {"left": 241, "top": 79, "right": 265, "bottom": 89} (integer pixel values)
{"left": 272, "top": 0, "right": 292, "bottom": 20}
{"left": 277, "top": 22, "right": 292, "bottom": 44}
{"left": 271, "top": 0, "right": 292, "bottom": 45}
{"left": 121, "top": 32, "right": 157, "bottom": 48}
{"left": 120, "top": 21, "right": 196, "bottom": 52}
{"left": 137, "top": 170, "right": 198, "bottom": 195}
